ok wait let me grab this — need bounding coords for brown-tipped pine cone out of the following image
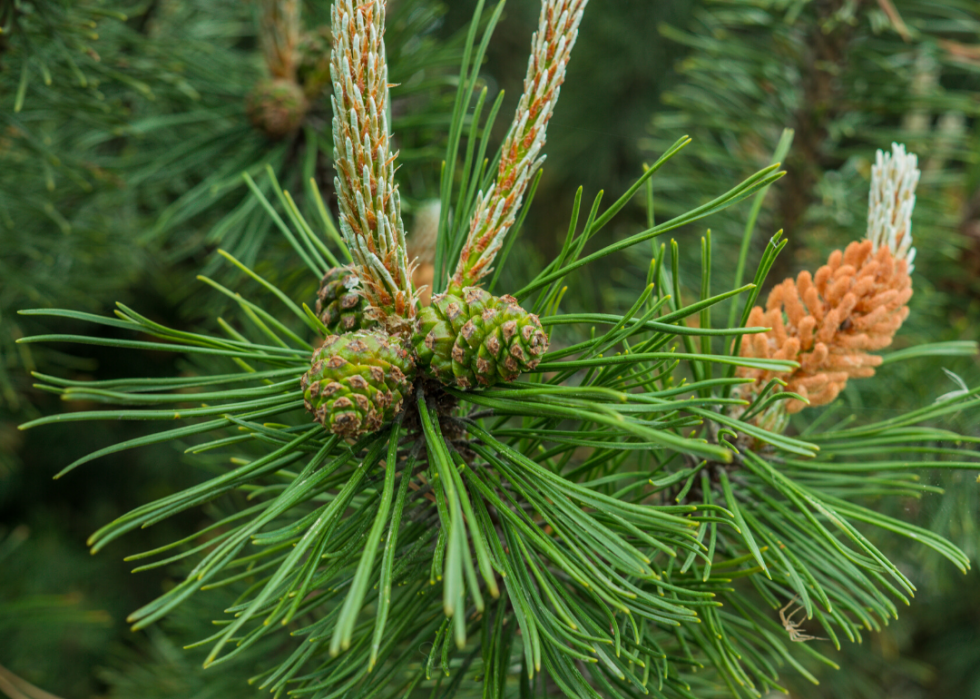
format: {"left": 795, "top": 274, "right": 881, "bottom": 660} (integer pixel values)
{"left": 412, "top": 287, "right": 549, "bottom": 389}
{"left": 737, "top": 240, "right": 911, "bottom": 413}
{"left": 315, "top": 267, "right": 374, "bottom": 334}
{"left": 246, "top": 78, "right": 308, "bottom": 139}
{"left": 301, "top": 330, "right": 415, "bottom": 438}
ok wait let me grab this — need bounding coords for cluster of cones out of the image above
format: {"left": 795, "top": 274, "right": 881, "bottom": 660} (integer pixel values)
{"left": 303, "top": 263, "right": 549, "bottom": 438}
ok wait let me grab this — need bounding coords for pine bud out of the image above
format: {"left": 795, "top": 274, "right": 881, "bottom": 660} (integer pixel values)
{"left": 302, "top": 330, "right": 415, "bottom": 438}
{"left": 245, "top": 78, "right": 309, "bottom": 139}
{"left": 413, "top": 287, "right": 549, "bottom": 389}
{"left": 452, "top": 0, "right": 589, "bottom": 288}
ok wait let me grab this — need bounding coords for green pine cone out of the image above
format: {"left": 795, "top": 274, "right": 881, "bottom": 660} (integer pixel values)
{"left": 413, "top": 287, "right": 549, "bottom": 389}
{"left": 302, "top": 330, "right": 415, "bottom": 438}
{"left": 315, "top": 267, "right": 375, "bottom": 334}
{"left": 245, "top": 77, "right": 308, "bottom": 139}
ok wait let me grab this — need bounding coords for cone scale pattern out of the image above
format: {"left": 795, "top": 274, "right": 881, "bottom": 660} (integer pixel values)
{"left": 413, "top": 287, "right": 549, "bottom": 389}
{"left": 302, "top": 330, "right": 415, "bottom": 438}
{"left": 315, "top": 267, "right": 373, "bottom": 334}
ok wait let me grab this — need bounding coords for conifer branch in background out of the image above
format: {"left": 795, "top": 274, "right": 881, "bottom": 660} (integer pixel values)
{"left": 331, "top": 0, "right": 415, "bottom": 330}
{"left": 246, "top": 0, "right": 310, "bottom": 138}
{"left": 451, "top": 0, "right": 588, "bottom": 290}
{"left": 259, "top": 0, "right": 301, "bottom": 80}
{"left": 737, "top": 144, "right": 918, "bottom": 417}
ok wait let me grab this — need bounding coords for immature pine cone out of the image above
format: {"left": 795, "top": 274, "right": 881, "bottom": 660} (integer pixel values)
{"left": 246, "top": 78, "right": 308, "bottom": 139}
{"left": 302, "top": 330, "right": 415, "bottom": 438}
{"left": 413, "top": 287, "right": 549, "bottom": 389}
{"left": 316, "top": 267, "right": 374, "bottom": 334}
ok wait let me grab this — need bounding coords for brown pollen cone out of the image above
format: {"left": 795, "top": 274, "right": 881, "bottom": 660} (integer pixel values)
{"left": 737, "top": 240, "right": 912, "bottom": 413}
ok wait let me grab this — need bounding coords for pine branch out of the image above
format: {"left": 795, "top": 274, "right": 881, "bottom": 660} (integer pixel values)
{"left": 451, "top": 0, "right": 588, "bottom": 291}
{"left": 331, "top": 0, "right": 415, "bottom": 330}
{"left": 14, "top": 2, "right": 980, "bottom": 695}
{"left": 18, "top": 152, "right": 980, "bottom": 695}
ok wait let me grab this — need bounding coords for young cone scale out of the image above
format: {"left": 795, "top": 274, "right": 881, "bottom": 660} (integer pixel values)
{"left": 413, "top": 287, "right": 549, "bottom": 389}
{"left": 302, "top": 330, "right": 415, "bottom": 438}
{"left": 315, "top": 267, "right": 374, "bottom": 334}
{"left": 736, "top": 144, "right": 918, "bottom": 416}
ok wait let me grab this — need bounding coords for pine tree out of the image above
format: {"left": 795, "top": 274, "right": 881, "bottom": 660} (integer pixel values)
{"left": 8, "top": 1, "right": 980, "bottom": 697}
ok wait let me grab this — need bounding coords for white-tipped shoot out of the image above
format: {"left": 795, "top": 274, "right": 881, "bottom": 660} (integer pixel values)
{"left": 330, "top": 0, "right": 415, "bottom": 326}
{"left": 452, "top": 0, "right": 588, "bottom": 289}
{"left": 867, "top": 142, "right": 919, "bottom": 273}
